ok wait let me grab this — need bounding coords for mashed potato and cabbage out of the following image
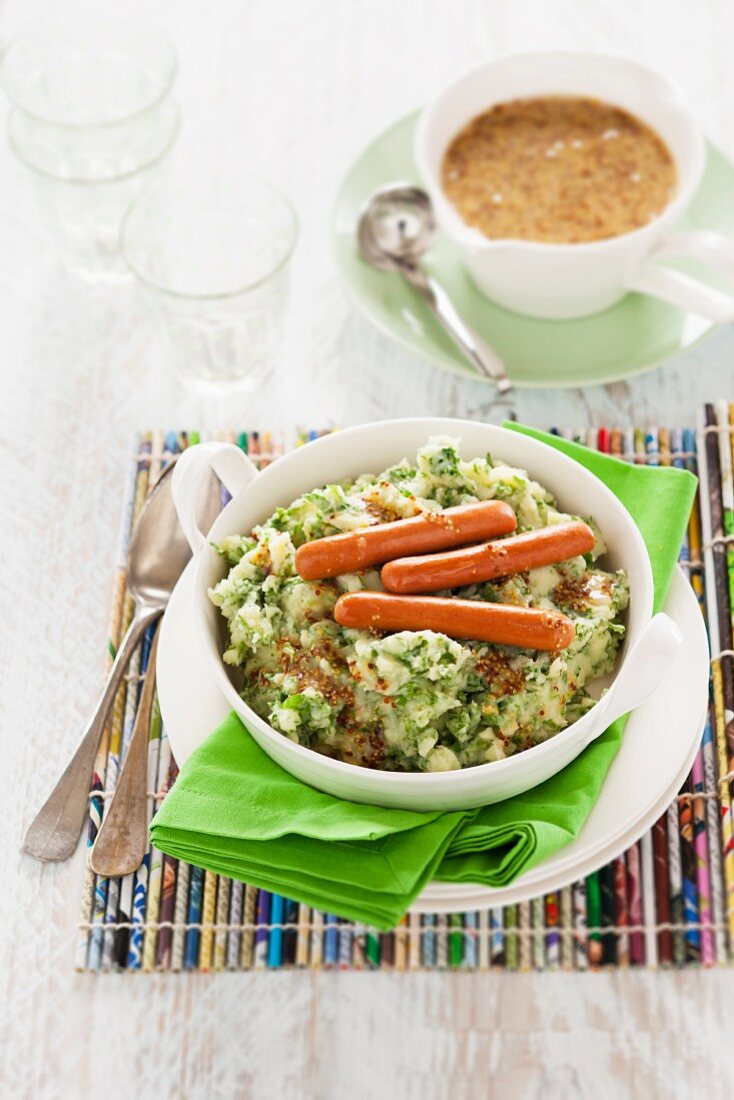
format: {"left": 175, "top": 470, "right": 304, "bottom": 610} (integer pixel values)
{"left": 209, "top": 438, "right": 629, "bottom": 772}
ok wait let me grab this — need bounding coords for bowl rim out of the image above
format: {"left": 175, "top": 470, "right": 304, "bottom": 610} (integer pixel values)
{"left": 413, "top": 48, "right": 706, "bottom": 255}
{"left": 192, "top": 417, "right": 653, "bottom": 787}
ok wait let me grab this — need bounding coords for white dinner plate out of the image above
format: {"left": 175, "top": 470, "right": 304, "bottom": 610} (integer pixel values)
{"left": 157, "top": 563, "right": 709, "bottom": 912}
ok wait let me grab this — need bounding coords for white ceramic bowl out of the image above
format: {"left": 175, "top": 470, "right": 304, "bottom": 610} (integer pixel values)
{"left": 172, "top": 418, "right": 669, "bottom": 811}
{"left": 414, "top": 51, "right": 734, "bottom": 322}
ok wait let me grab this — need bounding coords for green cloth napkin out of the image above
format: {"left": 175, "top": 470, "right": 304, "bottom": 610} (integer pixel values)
{"left": 151, "top": 424, "right": 697, "bottom": 929}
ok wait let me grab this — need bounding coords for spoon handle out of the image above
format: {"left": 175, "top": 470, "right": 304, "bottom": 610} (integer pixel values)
{"left": 22, "top": 604, "right": 162, "bottom": 863}
{"left": 90, "top": 626, "right": 161, "bottom": 877}
{"left": 403, "top": 264, "right": 512, "bottom": 393}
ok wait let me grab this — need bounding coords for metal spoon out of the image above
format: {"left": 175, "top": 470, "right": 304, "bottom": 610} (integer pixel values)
{"left": 22, "top": 461, "right": 219, "bottom": 863}
{"left": 89, "top": 624, "right": 161, "bottom": 877}
{"left": 358, "top": 183, "right": 512, "bottom": 393}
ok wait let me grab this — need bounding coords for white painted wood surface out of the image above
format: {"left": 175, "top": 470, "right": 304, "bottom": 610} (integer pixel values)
{"left": 3, "top": 1, "right": 734, "bottom": 1096}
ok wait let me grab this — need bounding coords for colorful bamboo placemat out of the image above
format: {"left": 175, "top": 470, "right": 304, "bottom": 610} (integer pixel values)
{"left": 76, "top": 414, "right": 734, "bottom": 971}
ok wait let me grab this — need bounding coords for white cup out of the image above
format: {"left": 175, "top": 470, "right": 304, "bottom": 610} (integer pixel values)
{"left": 415, "top": 51, "right": 734, "bottom": 320}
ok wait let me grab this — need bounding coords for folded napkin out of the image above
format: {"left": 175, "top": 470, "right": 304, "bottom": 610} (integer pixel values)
{"left": 151, "top": 425, "right": 697, "bottom": 929}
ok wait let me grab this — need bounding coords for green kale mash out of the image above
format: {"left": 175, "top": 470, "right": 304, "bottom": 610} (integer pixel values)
{"left": 209, "top": 438, "right": 629, "bottom": 772}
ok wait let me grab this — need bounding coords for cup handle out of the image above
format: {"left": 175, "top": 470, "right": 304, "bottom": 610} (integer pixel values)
{"left": 172, "top": 441, "right": 259, "bottom": 554}
{"left": 626, "top": 229, "right": 734, "bottom": 321}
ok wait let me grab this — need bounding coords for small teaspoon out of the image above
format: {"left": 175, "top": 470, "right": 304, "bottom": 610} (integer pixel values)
{"left": 358, "top": 183, "right": 512, "bottom": 393}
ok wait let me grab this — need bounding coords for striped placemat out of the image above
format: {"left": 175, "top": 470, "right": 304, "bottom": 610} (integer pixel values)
{"left": 76, "top": 414, "right": 734, "bottom": 971}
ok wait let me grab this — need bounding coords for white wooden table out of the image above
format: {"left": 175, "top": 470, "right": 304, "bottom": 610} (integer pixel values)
{"left": 3, "top": 1, "right": 734, "bottom": 1096}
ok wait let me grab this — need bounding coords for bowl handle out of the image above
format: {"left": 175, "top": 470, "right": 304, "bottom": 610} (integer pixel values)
{"left": 172, "top": 442, "right": 259, "bottom": 554}
{"left": 582, "top": 613, "right": 684, "bottom": 746}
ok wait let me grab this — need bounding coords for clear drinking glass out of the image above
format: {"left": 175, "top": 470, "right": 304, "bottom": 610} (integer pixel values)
{"left": 121, "top": 175, "right": 298, "bottom": 392}
{"left": 1, "top": 5, "right": 179, "bottom": 277}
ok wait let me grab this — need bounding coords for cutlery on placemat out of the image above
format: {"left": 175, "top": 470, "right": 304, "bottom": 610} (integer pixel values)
{"left": 358, "top": 183, "right": 512, "bottom": 393}
{"left": 22, "top": 460, "right": 220, "bottom": 863}
{"left": 90, "top": 624, "right": 161, "bottom": 877}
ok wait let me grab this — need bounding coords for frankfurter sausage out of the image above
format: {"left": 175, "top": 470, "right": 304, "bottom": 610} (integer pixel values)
{"left": 381, "top": 521, "right": 596, "bottom": 595}
{"left": 334, "top": 592, "right": 575, "bottom": 650}
{"left": 295, "top": 500, "right": 517, "bottom": 581}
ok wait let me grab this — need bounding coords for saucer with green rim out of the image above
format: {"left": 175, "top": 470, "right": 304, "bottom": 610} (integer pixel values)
{"left": 333, "top": 110, "right": 734, "bottom": 388}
